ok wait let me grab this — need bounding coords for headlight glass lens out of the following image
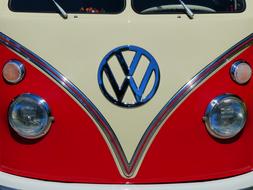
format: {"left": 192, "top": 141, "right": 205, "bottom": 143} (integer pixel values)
{"left": 204, "top": 95, "right": 247, "bottom": 139}
{"left": 8, "top": 94, "right": 52, "bottom": 139}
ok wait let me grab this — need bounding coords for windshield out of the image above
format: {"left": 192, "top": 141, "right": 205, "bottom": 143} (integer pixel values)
{"left": 132, "top": 0, "right": 246, "bottom": 14}
{"left": 9, "top": 0, "right": 125, "bottom": 14}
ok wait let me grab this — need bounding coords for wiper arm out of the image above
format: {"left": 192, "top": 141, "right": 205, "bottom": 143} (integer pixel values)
{"left": 51, "top": 0, "right": 68, "bottom": 19}
{"left": 178, "top": 0, "right": 194, "bottom": 19}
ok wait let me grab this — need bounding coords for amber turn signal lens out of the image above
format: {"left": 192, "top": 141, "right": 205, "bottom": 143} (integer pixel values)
{"left": 230, "top": 61, "right": 252, "bottom": 85}
{"left": 2, "top": 60, "right": 25, "bottom": 84}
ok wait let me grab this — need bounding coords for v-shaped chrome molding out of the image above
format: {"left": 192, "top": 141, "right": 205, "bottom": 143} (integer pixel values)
{"left": 0, "top": 32, "right": 253, "bottom": 178}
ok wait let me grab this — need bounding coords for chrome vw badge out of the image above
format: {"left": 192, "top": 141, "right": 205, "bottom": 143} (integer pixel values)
{"left": 98, "top": 45, "right": 160, "bottom": 108}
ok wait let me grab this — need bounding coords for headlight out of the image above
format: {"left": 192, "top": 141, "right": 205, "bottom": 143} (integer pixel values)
{"left": 204, "top": 94, "right": 247, "bottom": 139}
{"left": 8, "top": 94, "right": 53, "bottom": 139}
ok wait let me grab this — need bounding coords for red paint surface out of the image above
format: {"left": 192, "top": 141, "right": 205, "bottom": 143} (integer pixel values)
{"left": 0, "top": 43, "right": 252, "bottom": 183}
{"left": 137, "top": 46, "right": 253, "bottom": 182}
{"left": 0, "top": 45, "right": 121, "bottom": 183}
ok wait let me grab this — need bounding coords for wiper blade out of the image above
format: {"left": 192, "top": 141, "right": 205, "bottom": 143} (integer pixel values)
{"left": 178, "top": 0, "right": 194, "bottom": 19}
{"left": 51, "top": 0, "right": 68, "bottom": 19}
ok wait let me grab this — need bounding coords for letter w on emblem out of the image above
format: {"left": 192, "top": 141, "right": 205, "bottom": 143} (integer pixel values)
{"left": 101, "top": 48, "right": 160, "bottom": 107}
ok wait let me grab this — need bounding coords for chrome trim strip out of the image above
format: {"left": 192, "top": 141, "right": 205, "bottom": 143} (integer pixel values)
{"left": 129, "top": 33, "right": 253, "bottom": 175}
{"left": 0, "top": 33, "right": 129, "bottom": 176}
{"left": 0, "top": 32, "right": 252, "bottom": 178}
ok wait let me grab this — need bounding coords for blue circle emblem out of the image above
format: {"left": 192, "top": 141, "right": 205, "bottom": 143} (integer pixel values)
{"left": 98, "top": 45, "right": 160, "bottom": 108}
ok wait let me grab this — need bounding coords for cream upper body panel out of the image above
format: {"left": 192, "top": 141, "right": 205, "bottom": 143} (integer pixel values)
{"left": 0, "top": 0, "right": 253, "bottom": 163}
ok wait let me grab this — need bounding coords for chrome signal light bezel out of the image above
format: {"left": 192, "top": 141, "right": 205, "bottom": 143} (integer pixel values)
{"left": 230, "top": 61, "right": 252, "bottom": 85}
{"left": 2, "top": 60, "right": 26, "bottom": 84}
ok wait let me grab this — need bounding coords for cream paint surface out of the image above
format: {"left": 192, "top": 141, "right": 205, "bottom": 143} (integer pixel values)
{"left": 0, "top": 0, "right": 253, "bottom": 162}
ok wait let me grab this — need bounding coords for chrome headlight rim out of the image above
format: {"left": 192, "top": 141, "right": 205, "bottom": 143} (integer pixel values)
{"left": 8, "top": 93, "right": 52, "bottom": 140}
{"left": 204, "top": 94, "right": 247, "bottom": 140}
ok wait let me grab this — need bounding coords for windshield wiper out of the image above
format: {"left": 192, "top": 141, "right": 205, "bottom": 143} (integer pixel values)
{"left": 178, "top": 0, "right": 194, "bottom": 19}
{"left": 51, "top": 0, "right": 68, "bottom": 19}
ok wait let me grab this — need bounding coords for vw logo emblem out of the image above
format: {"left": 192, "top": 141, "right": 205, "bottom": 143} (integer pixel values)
{"left": 98, "top": 45, "right": 160, "bottom": 108}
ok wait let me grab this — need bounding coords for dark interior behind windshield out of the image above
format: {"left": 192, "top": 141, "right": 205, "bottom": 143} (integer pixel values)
{"left": 133, "top": 0, "right": 245, "bottom": 14}
{"left": 9, "top": 0, "right": 125, "bottom": 14}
